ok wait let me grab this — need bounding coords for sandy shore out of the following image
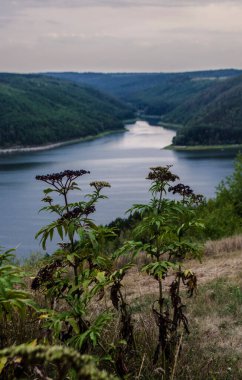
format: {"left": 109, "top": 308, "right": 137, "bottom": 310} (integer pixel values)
{"left": 0, "top": 141, "right": 70, "bottom": 154}
{"left": 0, "top": 130, "right": 124, "bottom": 154}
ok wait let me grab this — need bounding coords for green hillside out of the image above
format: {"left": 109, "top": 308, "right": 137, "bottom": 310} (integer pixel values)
{"left": 171, "top": 75, "right": 242, "bottom": 145}
{"left": 47, "top": 70, "right": 242, "bottom": 116}
{"left": 0, "top": 74, "right": 133, "bottom": 148}
{"left": 47, "top": 70, "right": 242, "bottom": 146}
{"left": 2, "top": 71, "right": 242, "bottom": 148}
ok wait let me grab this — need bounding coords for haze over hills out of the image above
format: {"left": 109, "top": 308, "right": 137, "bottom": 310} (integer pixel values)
{"left": 0, "top": 74, "right": 133, "bottom": 148}
{"left": 48, "top": 70, "right": 242, "bottom": 146}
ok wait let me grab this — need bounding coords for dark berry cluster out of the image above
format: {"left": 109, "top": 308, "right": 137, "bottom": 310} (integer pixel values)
{"left": 60, "top": 205, "right": 96, "bottom": 221}
{"left": 83, "top": 205, "right": 96, "bottom": 216}
{"left": 31, "top": 259, "right": 63, "bottom": 290}
{"left": 147, "top": 166, "right": 179, "bottom": 183}
{"left": 36, "top": 170, "right": 90, "bottom": 184}
{"left": 168, "top": 183, "right": 203, "bottom": 204}
{"left": 168, "top": 183, "right": 193, "bottom": 197}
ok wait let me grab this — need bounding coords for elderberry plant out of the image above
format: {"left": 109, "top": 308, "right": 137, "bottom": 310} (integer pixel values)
{"left": 34, "top": 171, "right": 117, "bottom": 351}
{"left": 126, "top": 165, "right": 204, "bottom": 379}
{"left": 33, "top": 170, "right": 133, "bottom": 377}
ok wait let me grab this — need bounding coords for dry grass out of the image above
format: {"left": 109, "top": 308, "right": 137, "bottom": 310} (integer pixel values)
{"left": 117, "top": 235, "right": 242, "bottom": 379}
{"left": 175, "top": 276, "right": 242, "bottom": 380}
{"left": 16, "top": 235, "right": 242, "bottom": 379}
{"left": 205, "top": 234, "right": 242, "bottom": 256}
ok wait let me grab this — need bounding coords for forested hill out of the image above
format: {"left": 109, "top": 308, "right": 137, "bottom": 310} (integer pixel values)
{"left": 0, "top": 74, "right": 133, "bottom": 148}
{"left": 171, "top": 75, "right": 242, "bottom": 145}
{"left": 47, "top": 70, "right": 242, "bottom": 116}
{"left": 48, "top": 70, "right": 242, "bottom": 146}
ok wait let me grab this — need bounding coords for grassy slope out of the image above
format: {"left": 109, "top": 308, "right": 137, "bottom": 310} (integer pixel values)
{"left": 0, "top": 74, "right": 133, "bottom": 148}
{"left": 122, "top": 235, "right": 242, "bottom": 379}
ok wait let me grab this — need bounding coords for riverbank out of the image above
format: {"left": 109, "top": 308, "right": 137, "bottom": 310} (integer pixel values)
{"left": 158, "top": 121, "right": 182, "bottom": 130}
{"left": 0, "top": 129, "right": 125, "bottom": 154}
{"left": 165, "top": 144, "right": 242, "bottom": 151}
{"left": 126, "top": 115, "right": 182, "bottom": 130}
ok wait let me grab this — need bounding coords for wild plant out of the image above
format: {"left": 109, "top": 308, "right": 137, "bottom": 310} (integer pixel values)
{"left": 0, "top": 247, "right": 40, "bottom": 377}
{"left": 0, "top": 166, "right": 205, "bottom": 379}
{"left": 32, "top": 170, "right": 133, "bottom": 377}
{"left": 125, "top": 165, "right": 204, "bottom": 379}
{"left": 0, "top": 247, "right": 36, "bottom": 348}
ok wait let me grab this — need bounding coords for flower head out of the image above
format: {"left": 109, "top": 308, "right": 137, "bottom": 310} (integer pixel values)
{"left": 90, "top": 181, "right": 111, "bottom": 191}
{"left": 147, "top": 166, "right": 179, "bottom": 183}
{"left": 36, "top": 170, "right": 90, "bottom": 185}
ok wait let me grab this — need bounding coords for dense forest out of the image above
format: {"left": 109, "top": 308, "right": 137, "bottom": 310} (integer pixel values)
{"left": 170, "top": 75, "right": 242, "bottom": 145}
{"left": 47, "top": 69, "right": 241, "bottom": 113}
{"left": 49, "top": 70, "right": 242, "bottom": 146}
{"left": 1, "top": 70, "right": 242, "bottom": 148}
{"left": 0, "top": 74, "right": 133, "bottom": 148}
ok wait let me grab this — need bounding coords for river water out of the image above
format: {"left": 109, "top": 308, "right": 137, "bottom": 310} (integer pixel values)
{"left": 0, "top": 121, "right": 238, "bottom": 258}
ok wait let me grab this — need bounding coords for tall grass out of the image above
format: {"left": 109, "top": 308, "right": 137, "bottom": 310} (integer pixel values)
{"left": 205, "top": 234, "right": 242, "bottom": 256}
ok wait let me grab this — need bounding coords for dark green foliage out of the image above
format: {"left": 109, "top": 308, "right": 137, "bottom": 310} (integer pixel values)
{"left": 0, "top": 74, "right": 133, "bottom": 148}
{"left": 0, "top": 247, "right": 36, "bottom": 322}
{"left": 195, "top": 155, "right": 242, "bottom": 239}
{"left": 172, "top": 75, "right": 242, "bottom": 145}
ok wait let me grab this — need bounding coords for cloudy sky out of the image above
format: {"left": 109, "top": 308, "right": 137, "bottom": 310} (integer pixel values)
{"left": 1, "top": 0, "right": 242, "bottom": 73}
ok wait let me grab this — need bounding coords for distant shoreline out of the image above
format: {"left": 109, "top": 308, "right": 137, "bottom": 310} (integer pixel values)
{"left": 0, "top": 129, "right": 124, "bottom": 155}
{"left": 164, "top": 144, "right": 242, "bottom": 151}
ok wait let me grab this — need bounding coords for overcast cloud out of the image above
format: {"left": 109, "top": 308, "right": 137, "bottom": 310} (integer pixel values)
{"left": 1, "top": 0, "right": 242, "bottom": 72}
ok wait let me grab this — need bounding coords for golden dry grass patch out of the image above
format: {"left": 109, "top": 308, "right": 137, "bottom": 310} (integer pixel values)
{"left": 122, "top": 251, "right": 242, "bottom": 302}
{"left": 205, "top": 235, "right": 242, "bottom": 257}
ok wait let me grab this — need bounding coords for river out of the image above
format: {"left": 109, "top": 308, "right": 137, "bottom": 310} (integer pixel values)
{"left": 0, "top": 120, "right": 238, "bottom": 258}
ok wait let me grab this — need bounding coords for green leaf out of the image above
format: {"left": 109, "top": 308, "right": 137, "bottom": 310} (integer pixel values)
{"left": 57, "top": 225, "right": 64, "bottom": 240}
{"left": 68, "top": 222, "right": 76, "bottom": 239}
{"left": 96, "top": 271, "right": 106, "bottom": 283}
{"left": 142, "top": 261, "right": 176, "bottom": 278}
{"left": 0, "top": 357, "right": 7, "bottom": 374}
{"left": 43, "top": 188, "right": 53, "bottom": 194}
{"left": 67, "top": 254, "right": 75, "bottom": 265}
{"left": 67, "top": 318, "right": 80, "bottom": 334}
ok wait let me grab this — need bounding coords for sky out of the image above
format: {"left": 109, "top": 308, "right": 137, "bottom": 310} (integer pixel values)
{"left": 1, "top": 0, "right": 242, "bottom": 73}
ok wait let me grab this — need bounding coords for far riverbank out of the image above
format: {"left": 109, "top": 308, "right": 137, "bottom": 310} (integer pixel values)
{"left": 165, "top": 144, "right": 242, "bottom": 151}
{"left": 0, "top": 129, "right": 124, "bottom": 155}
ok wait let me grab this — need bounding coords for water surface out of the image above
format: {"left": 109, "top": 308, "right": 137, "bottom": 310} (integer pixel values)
{"left": 0, "top": 121, "right": 237, "bottom": 258}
